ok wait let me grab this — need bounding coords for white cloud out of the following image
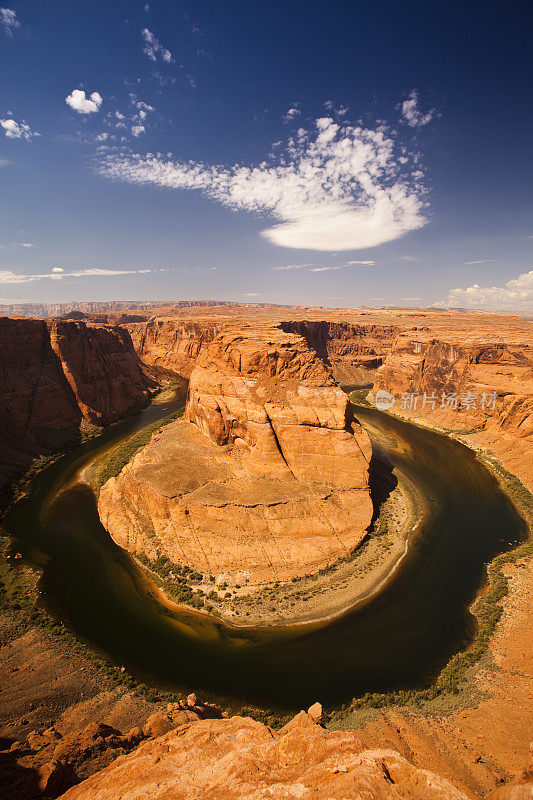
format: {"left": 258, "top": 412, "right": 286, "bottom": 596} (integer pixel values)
{"left": 65, "top": 90, "right": 103, "bottom": 114}
{"left": 309, "top": 261, "right": 375, "bottom": 272}
{"left": 464, "top": 259, "right": 493, "bottom": 264}
{"left": 0, "top": 7, "right": 20, "bottom": 36}
{"left": 242, "top": 292, "right": 260, "bottom": 297}
{"left": 95, "top": 132, "right": 108, "bottom": 142}
{"left": 0, "top": 267, "right": 166, "bottom": 284}
{"left": 345, "top": 260, "right": 375, "bottom": 265}
{"left": 283, "top": 106, "right": 300, "bottom": 123}
{"left": 141, "top": 28, "right": 173, "bottom": 62}
{"left": 131, "top": 124, "right": 145, "bottom": 137}
{"left": 98, "top": 117, "right": 428, "bottom": 252}
{"left": 272, "top": 259, "right": 373, "bottom": 273}
{"left": 324, "top": 101, "right": 348, "bottom": 117}
{"left": 1, "top": 118, "right": 38, "bottom": 140}
{"left": 272, "top": 263, "right": 314, "bottom": 271}
{"left": 0, "top": 241, "right": 33, "bottom": 248}
{"left": 400, "top": 90, "right": 436, "bottom": 128}
{"left": 440, "top": 270, "right": 533, "bottom": 313}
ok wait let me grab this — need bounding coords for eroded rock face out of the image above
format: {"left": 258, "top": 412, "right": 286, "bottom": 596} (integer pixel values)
{"left": 374, "top": 333, "right": 533, "bottom": 488}
{"left": 279, "top": 320, "right": 398, "bottom": 384}
{"left": 57, "top": 712, "right": 471, "bottom": 800}
{"left": 127, "top": 317, "right": 223, "bottom": 377}
{"left": 98, "top": 325, "right": 373, "bottom": 584}
{"left": 0, "top": 317, "right": 156, "bottom": 510}
{"left": 186, "top": 325, "right": 372, "bottom": 484}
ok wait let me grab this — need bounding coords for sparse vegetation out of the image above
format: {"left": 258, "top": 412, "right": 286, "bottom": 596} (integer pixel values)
{"left": 330, "top": 451, "right": 533, "bottom": 723}
{"left": 93, "top": 408, "right": 184, "bottom": 494}
{"left": 347, "top": 385, "right": 373, "bottom": 407}
{"left": 136, "top": 552, "right": 207, "bottom": 608}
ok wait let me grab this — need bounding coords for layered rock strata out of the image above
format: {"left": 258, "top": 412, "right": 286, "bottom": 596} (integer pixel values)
{"left": 374, "top": 333, "right": 533, "bottom": 489}
{"left": 0, "top": 317, "right": 156, "bottom": 511}
{"left": 98, "top": 326, "right": 373, "bottom": 584}
{"left": 279, "top": 320, "right": 398, "bottom": 384}
{"left": 127, "top": 317, "right": 223, "bottom": 377}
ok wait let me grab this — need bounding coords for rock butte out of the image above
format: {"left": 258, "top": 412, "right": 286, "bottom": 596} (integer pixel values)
{"left": 99, "top": 324, "right": 374, "bottom": 584}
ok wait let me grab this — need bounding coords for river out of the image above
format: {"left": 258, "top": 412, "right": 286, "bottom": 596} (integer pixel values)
{"left": 3, "top": 390, "right": 527, "bottom": 710}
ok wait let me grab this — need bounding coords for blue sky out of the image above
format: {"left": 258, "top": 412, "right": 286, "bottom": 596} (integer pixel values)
{"left": 1, "top": 0, "right": 532, "bottom": 311}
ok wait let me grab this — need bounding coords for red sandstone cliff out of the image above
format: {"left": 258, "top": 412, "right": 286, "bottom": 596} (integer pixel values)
{"left": 0, "top": 317, "right": 157, "bottom": 511}
{"left": 98, "top": 324, "right": 373, "bottom": 585}
{"left": 126, "top": 317, "right": 397, "bottom": 385}
{"left": 125, "top": 310, "right": 532, "bottom": 488}
{"left": 373, "top": 332, "right": 533, "bottom": 488}
{"left": 127, "top": 317, "right": 223, "bottom": 377}
{"left": 279, "top": 320, "right": 398, "bottom": 384}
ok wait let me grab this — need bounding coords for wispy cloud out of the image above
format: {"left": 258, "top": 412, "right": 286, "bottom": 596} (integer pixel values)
{"left": 0, "top": 242, "right": 33, "bottom": 248}
{"left": 272, "top": 263, "right": 314, "bottom": 271}
{"left": 242, "top": 292, "right": 260, "bottom": 297}
{"left": 344, "top": 260, "right": 375, "bottom": 265}
{"left": 439, "top": 270, "right": 533, "bottom": 312}
{"left": 65, "top": 90, "right": 103, "bottom": 114}
{"left": 142, "top": 28, "right": 173, "bottom": 62}
{"left": 309, "top": 260, "right": 374, "bottom": 272}
{"left": 272, "top": 259, "right": 374, "bottom": 273}
{"left": 0, "top": 267, "right": 167, "bottom": 284}
{"left": 464, "top": 259, "right": 493, "bottom": 264}
{"left": 324, "top": 101, "right": 349, "bottom": 117}
{"left": 400, "top": 90, "right": 436, "bottom": 128}
{"left": 97, "top": 116, "right": 428, "bottom": 252}
{"left": 1, "top": 118, "right": 39, "bottom": 141}
{"left": 0, "top": 7, "right": 20, "bottom": 36}
{"left": 283, "top": 104, "right": 300, "bottom": 123}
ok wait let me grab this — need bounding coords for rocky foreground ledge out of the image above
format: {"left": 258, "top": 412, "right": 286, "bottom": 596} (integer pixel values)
{"left": 56, "top": 702, "right": 532, "bottom": 800}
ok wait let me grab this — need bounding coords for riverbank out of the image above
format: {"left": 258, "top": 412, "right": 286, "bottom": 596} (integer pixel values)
{"left": 324, "top": 395, "right": 533, "bottom": 798}
{"left": 88, "top": 409, "right": 422, "bottom": 628}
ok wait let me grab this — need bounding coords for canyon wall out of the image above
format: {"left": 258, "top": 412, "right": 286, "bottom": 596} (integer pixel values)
{"left": 279, "top": 320, "right": 398, "bottom": 384}
{"left": 120, "top": 310, "right": 533, "bottom": 490}
{"left": 126, "top": 317, "right": 224, "bottom": 377}
{"left": 126, "top": 317, "right": 398, "bottom": 385}
{"left": 374, "top": 332, "right": 533, "bottom": 489}
{"left": 98, "top": 324, "right": 374, "bottom": 585}
{"left": 0, "top": 317, "right": 156, "bottom": 511}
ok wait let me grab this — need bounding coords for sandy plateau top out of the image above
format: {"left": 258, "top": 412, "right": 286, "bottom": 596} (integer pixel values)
{"left": 135, "top": 304, "right": 533, "bottom": 346}
{"left": 131, "top": 418, "right": 332, "bottom": 504}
